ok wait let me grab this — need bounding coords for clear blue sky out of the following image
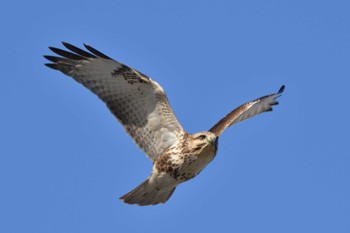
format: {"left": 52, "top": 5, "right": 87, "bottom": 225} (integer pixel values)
{"left": 1, "top": 0, "right": 349, "bottom": 232}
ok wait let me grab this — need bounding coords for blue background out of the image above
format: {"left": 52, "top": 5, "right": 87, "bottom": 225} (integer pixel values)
{"left": 1, "top": 1, "right": 349, "bottom": 232}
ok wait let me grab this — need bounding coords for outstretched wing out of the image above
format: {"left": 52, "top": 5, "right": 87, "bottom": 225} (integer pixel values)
{"left": 209, "top": 85, "right": 285, "bottom": 136}
{"left": 44, "top": 42, "right": 185, "bottom": 161}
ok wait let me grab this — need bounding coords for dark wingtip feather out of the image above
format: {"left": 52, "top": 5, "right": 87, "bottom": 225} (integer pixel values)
{"left": 43, "top": 55, "right": 60, "bottom": 62}
{"left": 271, "top": 101, "right": 279, "bottom": 106}
{"left": 278, "top": 85, "right": 285, "bottom": 94}
{"left": 83, "top": 43, "right": 112, "bottom": 59}
{"left": 62, "top": 42, "right": 96, "bottom": 58}
{"left": 45, "top": 63, "right": 59, "bottom": 70}
{"left": 49, "top": 46, "right": 83, "bottom": 60}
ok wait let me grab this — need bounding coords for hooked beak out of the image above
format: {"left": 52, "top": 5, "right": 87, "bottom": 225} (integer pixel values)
{"left": 210, "top": 137, "right": 218, "bottom": 145}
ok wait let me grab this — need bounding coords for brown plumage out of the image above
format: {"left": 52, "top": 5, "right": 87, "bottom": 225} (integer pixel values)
{"left": 44, "top": 42, "right": 285, "bottom": 206}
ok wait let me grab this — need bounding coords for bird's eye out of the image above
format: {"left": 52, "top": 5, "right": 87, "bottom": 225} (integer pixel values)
{"left": 198, "top": 135, "right": 207, "bottom": 140}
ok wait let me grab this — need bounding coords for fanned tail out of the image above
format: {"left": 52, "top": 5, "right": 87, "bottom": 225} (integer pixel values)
{"left": 119, "top": 178, "right": 176, "bottom": 206}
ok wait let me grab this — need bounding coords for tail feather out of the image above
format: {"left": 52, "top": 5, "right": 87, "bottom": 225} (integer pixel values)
{"left": 120, "top": 178, "right": 176, "bottom": 206}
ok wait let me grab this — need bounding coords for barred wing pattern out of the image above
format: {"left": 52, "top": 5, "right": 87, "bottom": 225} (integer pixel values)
{"left": 44, "top": 42, "right": 185, "bottom": 161}
{"left": 209, "top": 85, "right": 285, "bottom": 136}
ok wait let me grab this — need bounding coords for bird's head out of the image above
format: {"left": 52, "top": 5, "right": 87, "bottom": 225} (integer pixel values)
{"left": 189, "top": 131, "right": 218, "bottom": 154}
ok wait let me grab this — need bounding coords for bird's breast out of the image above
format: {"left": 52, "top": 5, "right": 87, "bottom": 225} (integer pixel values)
{"left": 154, "top": 143, "right": 217, "bottom": 183}
{"left": 193, "top": 144, "right": 217, "bottom": 171}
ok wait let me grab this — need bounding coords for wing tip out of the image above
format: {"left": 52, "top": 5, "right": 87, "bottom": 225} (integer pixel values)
{"left": 44, "top": 63, "right": 59, "bottom": 70}
{"left": 61, "top": 41, "right": 70, "bottom": 47}
{"left": 278, "top": 85, "right": 285, "bottom": 94}
{"left": 43, "top": 55, "right": 59, "bottom": 62}
{"left": 83, "top": 43, "right": 112, "bottom": 60}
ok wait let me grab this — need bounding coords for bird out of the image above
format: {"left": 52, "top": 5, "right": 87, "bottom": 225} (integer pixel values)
{"left": 44, "top": 42, "right": 285, "bottom": 206}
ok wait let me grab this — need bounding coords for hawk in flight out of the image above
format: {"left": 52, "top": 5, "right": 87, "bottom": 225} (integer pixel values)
{"left": 44, "top": 42, "right": 285, "bottom": 206}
